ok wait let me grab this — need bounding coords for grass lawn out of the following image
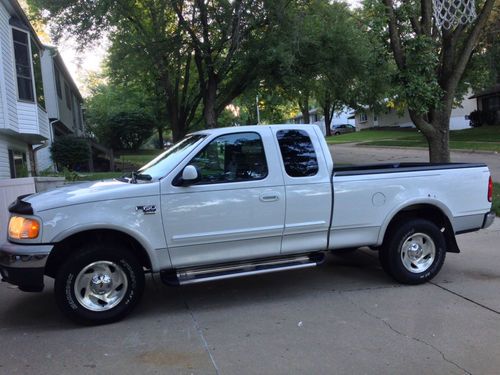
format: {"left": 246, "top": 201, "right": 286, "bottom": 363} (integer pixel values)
{"left": 493, "top": 183, "right": 500, "bottom": 217}
{"left": 326, "top": 126, "right": 500, "bottom": 153}
{"left": 117, "top": 149, "right": 163, "bottom": 167}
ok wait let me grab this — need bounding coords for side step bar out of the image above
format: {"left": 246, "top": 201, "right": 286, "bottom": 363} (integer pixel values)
{"left": 161, "top": 252, "right": 325, "bottom": 286}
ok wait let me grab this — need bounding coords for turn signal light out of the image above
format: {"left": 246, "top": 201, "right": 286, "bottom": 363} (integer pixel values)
{"left": 8, "top": 216, "right": 40, "bottom": 239}
{"left": 488, "top": 176, "right": 493, "bottom": 203}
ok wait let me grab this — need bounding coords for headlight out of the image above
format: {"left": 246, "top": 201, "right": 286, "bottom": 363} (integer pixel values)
{"left": 8, "top": 216, "right": 40, "bottom": 239}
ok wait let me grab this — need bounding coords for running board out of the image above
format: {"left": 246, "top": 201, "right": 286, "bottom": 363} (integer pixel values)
{"left": 161, "top": 253, "right": 325, "bottom": 286}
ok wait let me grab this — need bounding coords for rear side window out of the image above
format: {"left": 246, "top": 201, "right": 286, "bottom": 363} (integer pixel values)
{"left": 276, "top": 129, "right": 318, "bottom": 177}
{"left": 190, "top": 132, "right": 268, "bottom": 184}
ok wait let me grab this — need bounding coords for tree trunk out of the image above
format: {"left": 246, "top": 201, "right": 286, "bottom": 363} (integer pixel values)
{"left": 427, "top": 112, "right": 451, "bottom": 163}
{"left": 299, "top": 92, "right": 310, "bottom": 124}
{"left": 203, "top": 78, "right": 218, "bottom": 128}
{"left": 157, "top": 126, "right": 164, "bottom": 148}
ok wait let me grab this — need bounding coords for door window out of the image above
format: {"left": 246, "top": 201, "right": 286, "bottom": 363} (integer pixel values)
{"left": 189, "top": 132, "right": 268, "bottom": 184}
{"left": 276, "top": 129, "right": 318, "bottom": 177}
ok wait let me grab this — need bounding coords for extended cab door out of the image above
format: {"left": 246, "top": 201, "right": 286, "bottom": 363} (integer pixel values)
{"left": 273, "top": 127, "right": 332, "bottom": 254}
{"left": 161, "top": 129, "right": 285, "bottom": 268}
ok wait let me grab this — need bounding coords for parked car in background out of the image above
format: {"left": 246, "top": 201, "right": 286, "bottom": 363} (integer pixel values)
{"left": 332, "top": 124, "right": 356, "bottom": 135}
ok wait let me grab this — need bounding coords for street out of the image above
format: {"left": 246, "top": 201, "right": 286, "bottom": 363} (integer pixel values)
{"left": 0, "top": 144, "right": 499, "bottom": 374}
{"left": 330, "top": 144, "right": 500, "bottom": 182}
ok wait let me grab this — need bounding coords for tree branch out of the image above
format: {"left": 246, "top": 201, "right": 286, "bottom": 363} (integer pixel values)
{"left": 382, "top": 0, "right": 405, "bottom": 70}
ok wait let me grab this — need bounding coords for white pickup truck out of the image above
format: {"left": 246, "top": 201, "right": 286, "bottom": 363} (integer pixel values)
{"left": 0, "top": 125, "right": 495, "bottom": 324}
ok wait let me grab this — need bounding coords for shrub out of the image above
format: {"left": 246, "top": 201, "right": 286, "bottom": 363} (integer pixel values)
{"left": 99, "top": 111, "right": 156, "bottom": 150}
{"left": 50, "top": 136, "right": 89, "bottom": 171}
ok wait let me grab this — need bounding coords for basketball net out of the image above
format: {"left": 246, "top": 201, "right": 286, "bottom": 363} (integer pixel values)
{"left": 432, "top": 0, "right": 477, "bottom": 30}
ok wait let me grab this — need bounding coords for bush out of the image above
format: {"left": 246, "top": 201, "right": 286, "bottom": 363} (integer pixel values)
{"left": 99, "top": 111, "right": 156, "bottom": 150}
{"left": 50, "top": 136, "right": 89, "bottom": 171}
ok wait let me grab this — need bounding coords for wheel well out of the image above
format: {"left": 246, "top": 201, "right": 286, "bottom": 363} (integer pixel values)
{"left": 383, "top": 204, "right": 460, "bottom": 253}
{"left": 45, "top": 229, "right": 152, "bottom": 278}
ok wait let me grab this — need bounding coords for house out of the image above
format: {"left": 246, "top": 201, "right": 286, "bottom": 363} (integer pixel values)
{"left": 37, "top": 45, "right": 86, "bottom": 171}
{"left": 0, "top": 0, "right": 50, "bottom": 179}
{"left": 470, "top": 84, "right": 500, "bottom": 124}
{"left": 353, "top": 94, "right": 477, "bottom": 131}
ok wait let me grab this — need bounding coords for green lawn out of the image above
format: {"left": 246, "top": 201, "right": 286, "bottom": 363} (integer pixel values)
{"left": 326, "top": 126, "right": 500, "bottom": 153}
{"left": 493, "top": 183, "right": 500, "bottom": 217}
{"left": 117, "top": 149, "right": 163, "bottom": 168}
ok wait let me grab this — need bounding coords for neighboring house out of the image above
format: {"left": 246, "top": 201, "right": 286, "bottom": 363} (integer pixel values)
{"left": 291, "top": 107, "right": 355, "bottom": 135}
{"left": 0, "top": 0, "right": 49, "bottom": 179}
{"left": 353, "top": 94, "right": 477, "bottom": 131}
{"left": 470, "top": 84, "right": 500, "bottom": 123}
{"left": 37, "top": 45, "right": 85, "bottom": 171}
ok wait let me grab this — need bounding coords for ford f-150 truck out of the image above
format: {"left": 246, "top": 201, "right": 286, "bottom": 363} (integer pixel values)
{"left": 0, "top": 125, "right": 495, "bottom": 324}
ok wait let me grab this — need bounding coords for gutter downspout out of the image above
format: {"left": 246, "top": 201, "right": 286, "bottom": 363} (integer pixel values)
{"left": 33, "top": 119, "right": 58, "bottom": 175}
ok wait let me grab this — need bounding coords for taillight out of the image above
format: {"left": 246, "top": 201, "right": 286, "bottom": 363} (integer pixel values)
{"left": 488, "top": 176, "right": 493, "bottom": 202}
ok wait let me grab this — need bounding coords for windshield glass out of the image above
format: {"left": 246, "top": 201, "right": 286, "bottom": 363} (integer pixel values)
{"left": 138, "top": 134, "right": 206, "bottom": 179}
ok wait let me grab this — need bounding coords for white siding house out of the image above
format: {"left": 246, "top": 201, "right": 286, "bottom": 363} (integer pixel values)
{"left": 37, "top": 45, "right": 85, "bottom": 171}
{"left": 354, "top": 94, "right": 477, "bottom": 131}
{"left": 0, "top": 0, "right": 49, "bottom": 179}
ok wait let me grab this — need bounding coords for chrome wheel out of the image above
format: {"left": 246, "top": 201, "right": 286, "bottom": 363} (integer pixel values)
{"left": 400, "top": 232, "right": 436, "bottom": 273}
{"left": 74, "top": 261, "right": 128, "bottom": 312}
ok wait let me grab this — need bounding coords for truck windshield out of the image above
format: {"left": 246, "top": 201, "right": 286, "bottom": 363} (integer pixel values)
{"left": 138, "top": 134, "right": 206, "bottom": 179}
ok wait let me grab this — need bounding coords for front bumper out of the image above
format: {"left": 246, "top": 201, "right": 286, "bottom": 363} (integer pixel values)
{"left": 0, "top": 242, "right": 53, "bottom": 292}
{"left": 482, "top": 211, "right": 496, "bottom": 229}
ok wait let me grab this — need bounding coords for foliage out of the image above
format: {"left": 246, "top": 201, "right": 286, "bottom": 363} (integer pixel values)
{"left": 50, "top": 135, "right": 89, "bottom": 170}
{"left": 359, "top": 0, "right": 498, "bottom": 162}
{"left": 98, "top": 111, "right": 156, "bottom": 150}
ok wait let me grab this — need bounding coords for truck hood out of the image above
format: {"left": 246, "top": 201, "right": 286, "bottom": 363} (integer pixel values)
{"left": 23, "top": 179, "right": 160, "bottom": 213}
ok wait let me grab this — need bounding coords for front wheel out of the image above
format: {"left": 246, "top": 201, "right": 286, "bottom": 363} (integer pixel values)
{"left": 379, "top": 219, "right": 446, "bottom": 284}
{"left": 54, "top": 243, "right": 145, "bottom": 325}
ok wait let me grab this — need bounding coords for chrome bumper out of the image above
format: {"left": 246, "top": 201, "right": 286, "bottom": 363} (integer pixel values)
{"left": 0, "top": 242, "right": 53, "bottom": 292}
{"left": 482, "top": 211, "right": 496, "bottom": 229}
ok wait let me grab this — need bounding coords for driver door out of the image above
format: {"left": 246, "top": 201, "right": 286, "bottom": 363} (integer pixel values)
{"left": 161, "top": 130, "right": 285, "bottom": 268}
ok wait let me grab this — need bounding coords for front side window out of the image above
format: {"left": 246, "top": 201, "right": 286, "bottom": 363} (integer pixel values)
{"left": 189, "top": 132, "right": 268, "bottom": 184}
{"left": 276, "top": 129, "right": 318, "bottom": 177}
{"left": 12, "top": 29, "right": 34, "bottom": 102}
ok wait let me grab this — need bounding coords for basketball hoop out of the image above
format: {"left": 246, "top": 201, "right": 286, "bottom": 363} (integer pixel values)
{"left": 432, "top": 0, "right": 477, "bottom": 30}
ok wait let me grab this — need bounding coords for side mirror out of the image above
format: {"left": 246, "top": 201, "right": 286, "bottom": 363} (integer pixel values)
{"left": 181, "top": 165, "right": 199, "bottom": 184}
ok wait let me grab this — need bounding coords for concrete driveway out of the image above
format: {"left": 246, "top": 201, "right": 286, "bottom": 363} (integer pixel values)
{"left": 330, "top": 144, "right": 500, "bottom": 182}
{"left": 0, "top": 220, "right": 499, "bottom": 374}
{"left": 1, "top": 144, "right": 499, "bottom": 374}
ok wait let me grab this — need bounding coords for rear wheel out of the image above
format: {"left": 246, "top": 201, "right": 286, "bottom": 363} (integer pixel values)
{"left": 379, "top": 219, "right": 446, "bottom": 284}
{"left": 54, "top": 243, "right": 145, "bottom": 325}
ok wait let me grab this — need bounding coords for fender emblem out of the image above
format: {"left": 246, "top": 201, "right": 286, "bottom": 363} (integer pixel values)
{"left": 136, "top": 205, "right": 157, "bottom": 214}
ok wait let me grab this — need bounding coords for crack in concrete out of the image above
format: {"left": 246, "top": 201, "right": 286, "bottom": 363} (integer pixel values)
{"left": 340, "top": 291, "right": 471, "bottom": 375}
{"left": 431, "top": 282, "right": 500, "bottom": 316}
{"left": 182, "top": 299, "right": 220, "bottom": 375}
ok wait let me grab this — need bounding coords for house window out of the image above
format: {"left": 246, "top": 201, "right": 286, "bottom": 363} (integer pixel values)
{"left": 77, "top": 103, "right": 84, "bottom": 131}
{"left": 12, "top": 29, "right": 34, "bottom": 102}
{"left": 359, "top": 112, "right": 368, "bottom": 123}
{"left": 31, "top": 40, "right": 45, "bottom": 109}
{"left": 64, "top": 82, "right": 72, "bottom": 110}
{"left": 72, "top": 94, "right": 78, "bottom": 127}
{"left": 374, "top": 114, "right": 378, "bottom": 122}
{"left": 8, "top": 149, "right": 28, "bottom": 178}
{"left": 54, "top": 66, "right": 62, "bottom": 99}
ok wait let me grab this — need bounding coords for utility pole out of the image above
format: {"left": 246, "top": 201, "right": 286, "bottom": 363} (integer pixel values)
{"left": 256, "top": 95, "right": 260, "bottom": 124}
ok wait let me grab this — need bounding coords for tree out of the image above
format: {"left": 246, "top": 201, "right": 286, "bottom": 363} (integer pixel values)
{"left": 371, "top": 0, "right": 497, "bottom": 162}
{"left": 171, "top": 0, "right": 287, "bottom": 128}
{"left": 103, "top": 111, "right": 156, "bottom": 150}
